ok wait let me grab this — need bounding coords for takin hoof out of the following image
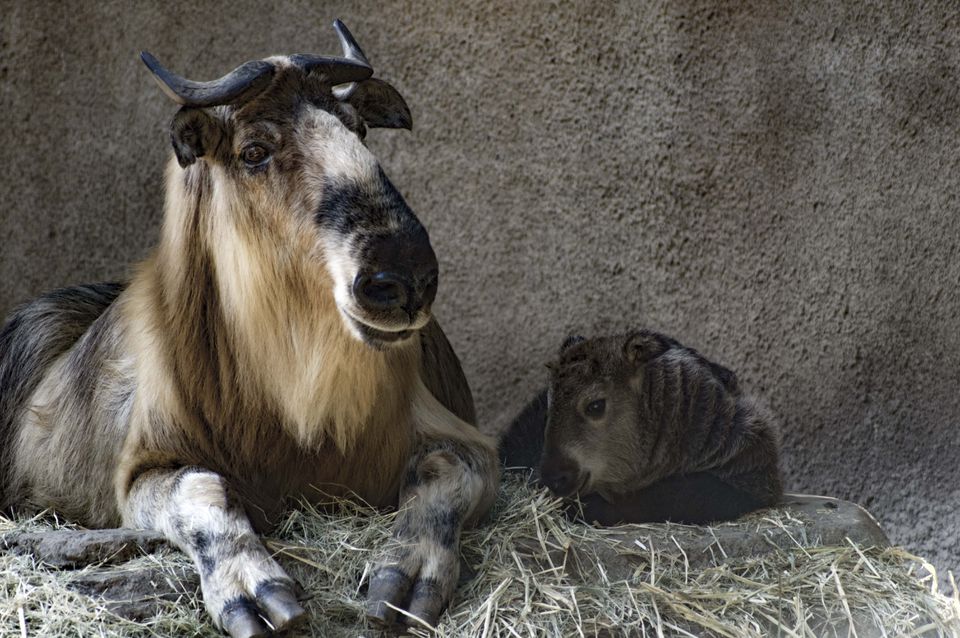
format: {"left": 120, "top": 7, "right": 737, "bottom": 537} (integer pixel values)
{"left": 404, "top": 579, "right": 445, "bottom": 628}
{"left": 366, "top": 566, "right": 412, "bottom": 627}
{"left": 220, "top": 580, "right": 307, "bottom": 638}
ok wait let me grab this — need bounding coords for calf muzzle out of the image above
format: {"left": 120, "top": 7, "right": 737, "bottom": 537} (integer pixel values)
{"left": 539, "top": 455, "right": 584, "bottom": 497}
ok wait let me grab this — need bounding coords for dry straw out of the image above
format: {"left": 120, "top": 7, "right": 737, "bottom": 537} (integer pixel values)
{"left": 2, "top": 475, "right": 959, "bottom": 637}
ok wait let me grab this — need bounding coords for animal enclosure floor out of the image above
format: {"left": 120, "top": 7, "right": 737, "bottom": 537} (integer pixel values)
{"left": 2, "top": 476, "right": 959, "bottom": 637}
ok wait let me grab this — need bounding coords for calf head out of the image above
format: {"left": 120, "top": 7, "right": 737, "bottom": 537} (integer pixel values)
{"left": 539, "top": 330, "right": 682, "bottom": 499}
{"left": 143, "top": 20, "right": 436, "bottom": 348}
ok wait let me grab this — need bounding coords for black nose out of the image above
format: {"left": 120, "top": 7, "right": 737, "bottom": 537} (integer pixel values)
{"left": 353, "top": 267, "right": 438, "bottom": 315}
{"left": 354, "top": 272, "right": 408, "bottom": 311}
{"left": 355, "top": 232, "right": 439, "bottom": 316}
{"left": 540, "top": 457, "right": 581, "bottom": 496}
{"left": 542, "top": 470, "right": 576, "bottom": 495}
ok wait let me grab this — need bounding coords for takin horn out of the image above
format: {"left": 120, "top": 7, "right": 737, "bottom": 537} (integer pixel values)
{"left": 332, "top": 18, "right": 371, "bottom": 66}
{"left": 331, "top": 18, "right": 371, "bottom": 100}
{"left": 140, "top": 52, "right": 277, "bottom": 107}
{"left": 141, "top": 21, "right": 373, "bottom": 108}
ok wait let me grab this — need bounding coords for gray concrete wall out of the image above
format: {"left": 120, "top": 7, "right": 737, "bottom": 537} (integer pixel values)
{"left": 2, "top": 2, "right": 958, "bottom": 581}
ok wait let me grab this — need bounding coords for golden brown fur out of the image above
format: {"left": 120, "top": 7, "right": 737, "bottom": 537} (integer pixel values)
{"left": 112, "top": 156, "right": 426, "bottom": 520}
{"left": 1, "top": 40, "right": 498, "bottom": 637}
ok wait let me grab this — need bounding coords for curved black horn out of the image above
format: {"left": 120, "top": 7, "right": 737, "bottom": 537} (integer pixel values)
{"left": 333, "top": 19, "right": 370, "bottom": 66}
{"left": 140, "top": 51, "right": 276, "bottom": 107}
{"left": 287, "top": 54, "right": 373, "bottom": 85}
{"left": 330, "top": 19, "right": 372, "bottom": 100}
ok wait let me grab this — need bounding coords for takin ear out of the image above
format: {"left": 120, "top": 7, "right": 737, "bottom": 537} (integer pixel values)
{"left": 169, "top": 107, "right": 224, "bottom": 167}
{"left": 342, "top": 78, "right": 413, "bottom": 130}
{"left": 559, "top": 334, "right": 586, "bottom": 353}
{"left": 623, "top": 330, "right": 672, "bottom": 366}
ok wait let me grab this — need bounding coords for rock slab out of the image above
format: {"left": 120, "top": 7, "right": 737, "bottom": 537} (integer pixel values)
{"left": 1, "top": 495, "right": 890, "bottom": 621}
{"left": 522, "top": 494, "right": 890, "bottom": 581}
{"left": 1, "top": 528, "right": 168, "bottom": 569}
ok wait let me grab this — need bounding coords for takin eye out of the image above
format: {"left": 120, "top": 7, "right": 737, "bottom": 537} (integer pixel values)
{"left": 240, "top": 144, "right": 271, "bottom": 168}
{"left": 584, "top": 398, "right": 606, "bottom": 419}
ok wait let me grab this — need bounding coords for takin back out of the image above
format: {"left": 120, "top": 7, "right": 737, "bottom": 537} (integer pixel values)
{"left": 499, "top": 330, "right": 782, "bottom": 525}
{"left": 0, "top": 21, "right": 498, "bottom": 638}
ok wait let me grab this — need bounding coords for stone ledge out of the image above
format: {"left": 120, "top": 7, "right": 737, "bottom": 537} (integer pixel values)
{"left": 519, "top": 494, "right": 890, "bottom": 581}
{"left": 1, "top": 528, "right": 168, "bottom": 569}
{"left": 67, "top": 567, "right": 200, "bottom": 621}
{"left": 0, "top": 495, "right": 891, "bottom": 621}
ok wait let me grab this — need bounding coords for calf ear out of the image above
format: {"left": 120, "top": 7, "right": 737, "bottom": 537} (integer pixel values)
{"left": 344, "top": 78, "right": 412, "bottom": 130}
{"left": 708, "top": 361, "right": 740, "bottom": 394}
{"left": 170, "top": 107, "right": 224, "bottom": 167}
{"left": 560, "top": 335, "right": 586, "bottom": 353}
{"left": 623, "top": 330, "right": 671, "bottom": 366}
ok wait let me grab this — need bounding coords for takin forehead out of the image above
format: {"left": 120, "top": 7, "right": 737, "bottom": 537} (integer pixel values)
{"left": 232, "top": 60, "right": 349, "bottom": 124}
{"left": 549, "top": 336, "right": 630, "bottom": 390}
{"left": 221, "top": 64, "right": 375, "bottom": 177}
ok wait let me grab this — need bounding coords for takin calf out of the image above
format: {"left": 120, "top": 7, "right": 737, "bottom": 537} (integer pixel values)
{"left": 0, "top": 21, "right": 498, "bottom": 637}
{"left": 500, "top": 330, "right": 782, "bottom": 525}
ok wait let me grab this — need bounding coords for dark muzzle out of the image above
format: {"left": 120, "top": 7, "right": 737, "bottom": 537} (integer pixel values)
{"left": 539, "top": 454, "right": 583, "bottom": 497}
{"left": 353, "top": 231, "right": 438, "bottom": 318}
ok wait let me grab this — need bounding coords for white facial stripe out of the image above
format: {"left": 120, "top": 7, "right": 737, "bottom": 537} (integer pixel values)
{"left": 304, "top": 109, "right": 383, "bottom": 338}
{"left": 306, "top": 109, "right": 379, "bottom": 182}
{"left": 323, "top": 238, "right": 362, "bottom": 320}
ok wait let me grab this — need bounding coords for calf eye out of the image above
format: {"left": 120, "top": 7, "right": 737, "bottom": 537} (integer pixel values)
{"left": 241, "top": 144, "right": 270, "bottom": 167}
{"left": 585, "top": 399, "right": 606, "bottom": 418}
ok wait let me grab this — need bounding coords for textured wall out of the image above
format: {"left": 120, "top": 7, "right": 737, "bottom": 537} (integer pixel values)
{"left": 2, "top": 2, "right": 958, "bottom": 581}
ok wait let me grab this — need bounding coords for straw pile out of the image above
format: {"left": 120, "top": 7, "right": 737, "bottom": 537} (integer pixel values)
{"left": 2, "top": 474, "right": 958, "bottom": 637}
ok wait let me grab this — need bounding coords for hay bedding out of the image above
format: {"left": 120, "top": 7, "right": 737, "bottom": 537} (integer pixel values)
{"left": 2, "top": 475, "right": 958, "bottom": 637}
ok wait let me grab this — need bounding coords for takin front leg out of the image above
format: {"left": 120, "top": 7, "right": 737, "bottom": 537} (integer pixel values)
{"left": 366, "top": 380, "right": 499, "bottom": 629}
{"left": 122, "top": 467, "right": 305, "bottom": 638}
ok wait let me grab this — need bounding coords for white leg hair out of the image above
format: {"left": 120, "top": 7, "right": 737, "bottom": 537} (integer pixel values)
{"left": 123, "top": 467, "right": 305, "bottom": 638}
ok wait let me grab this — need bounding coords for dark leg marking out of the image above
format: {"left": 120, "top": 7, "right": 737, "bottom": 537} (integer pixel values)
{"left": 425, "top": 505, "right": 460, "bottom": 549}
{"left": 191, "top": 530, "right": 216, "bottom": 576}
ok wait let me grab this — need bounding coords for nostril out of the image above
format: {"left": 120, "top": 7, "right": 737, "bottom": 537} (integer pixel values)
{"left": 354, "top": 272, "right": 409, "bottom": 311}
{"left": 365, "top": 279, "right": 401, "bottom": 303}
{"left": 543, "top": 469, "right": 574, "bottom": 495}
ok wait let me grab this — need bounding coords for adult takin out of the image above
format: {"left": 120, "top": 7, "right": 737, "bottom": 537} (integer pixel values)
{"left": 0, "top": 21, "right": 498, "bottom": 637}
{"left": 499, "top": 330, "right": 782, "bottom": 525}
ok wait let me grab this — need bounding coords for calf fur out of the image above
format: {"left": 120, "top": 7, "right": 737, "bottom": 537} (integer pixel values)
{"left": 500, "top": 330, "right": 782, "bottom": 525}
